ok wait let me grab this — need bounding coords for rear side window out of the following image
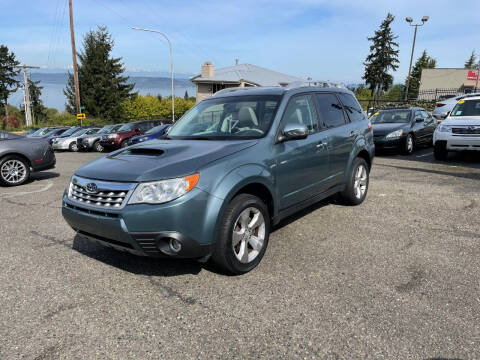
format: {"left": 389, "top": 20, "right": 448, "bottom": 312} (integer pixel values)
{"left": 338, "top": 93, "right": 365, "bottom": 122}
{"left": 314, "top": 93, "right": 346, "bottom": 128}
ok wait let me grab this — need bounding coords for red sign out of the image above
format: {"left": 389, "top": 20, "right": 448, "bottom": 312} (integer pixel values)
{"left": 467, "top": 70, "right": 478, "bottom": 81}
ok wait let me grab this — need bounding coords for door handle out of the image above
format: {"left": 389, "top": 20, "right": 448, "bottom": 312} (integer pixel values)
{"left": 316, "top": 141, "right": 327, "bottom": 148}
{"left": 349, "top": 131, "right": 355, "bottom": 137}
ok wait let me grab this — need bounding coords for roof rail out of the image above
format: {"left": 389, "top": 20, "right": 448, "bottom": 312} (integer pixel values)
{"left": 284, "top": 80, "right": 346, "bottom": 90}
{"left": 211, "top": 87, "right": 250, "bottom": 96}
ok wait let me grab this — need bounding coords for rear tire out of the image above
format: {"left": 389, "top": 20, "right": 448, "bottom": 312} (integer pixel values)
{"left": 69, "top": 142, "right": 79, "bottom": 152}
{"left": 93, "top": 141, "right": 104, "bottom": 152}
{"left": 0, "top": 155, "right": 30, "bottom": 187}
{"left": 434, "top": 142, "right": 448, "bottom": 160}
{"left": 339, "top": 157, "right": 369, "bottom": 206}
{"left": 211, "top": 194, "right": 270, "bottom": 275}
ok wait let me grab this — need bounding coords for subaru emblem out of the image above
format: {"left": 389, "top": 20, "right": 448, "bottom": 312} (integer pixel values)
{"left": 86, "top": 183, "right": 98, "bottom": 193}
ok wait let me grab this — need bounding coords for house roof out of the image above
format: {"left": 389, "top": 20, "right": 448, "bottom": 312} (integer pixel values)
{"left": 190, "top": 63, "right": 302, "bottom": 86}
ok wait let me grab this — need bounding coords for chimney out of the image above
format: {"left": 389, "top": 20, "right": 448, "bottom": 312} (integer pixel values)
{"left": 201, "top": 61, "right": 215, "bottom": 78}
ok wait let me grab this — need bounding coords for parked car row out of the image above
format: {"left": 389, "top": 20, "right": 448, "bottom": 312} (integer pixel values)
{"left": 28, "top": 120, "right": 172, "bottom": 153}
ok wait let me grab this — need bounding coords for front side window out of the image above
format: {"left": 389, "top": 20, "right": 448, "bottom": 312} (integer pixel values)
{"left": 118, "top": 123, "right": 136, "bottom": 132}
{"left": 339, "top": 93, "right": 365, "bottom": 122}
{"left": 167, "top": 95, "right": 281, "bottom": 139}
{"left": 315, "top": 93, "right": 346, "bottom": 128}
{"left": 281, "top": 95, "right": 318, "bottom": 134}
{"left": 451, "top": 99, "right": 480, "bottom": 117}
{"left": 85, "top": 129, "right": 99, "bottom": 135}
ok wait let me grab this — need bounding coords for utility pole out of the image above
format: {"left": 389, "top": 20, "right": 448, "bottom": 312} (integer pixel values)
{"left": 15, "top": 65, "right": 40, "bottom": 127}
{"left": 69, "top": 0, "right": 81, "bottom": 122}
{"left": 404, "top": 16, "right": 429, "bottom": 101}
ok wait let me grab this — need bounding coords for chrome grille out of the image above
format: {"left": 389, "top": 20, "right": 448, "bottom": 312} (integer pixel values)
{"left": 452, "top": 127, "right": 480, "bottom": 135}
{"left": 68, "top": 176, "right": 136, "bottom": 210}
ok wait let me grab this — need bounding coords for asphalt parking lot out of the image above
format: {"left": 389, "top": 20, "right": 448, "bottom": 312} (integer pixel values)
{"left": 1, "top": 148, "right": 479, "bottom": 359}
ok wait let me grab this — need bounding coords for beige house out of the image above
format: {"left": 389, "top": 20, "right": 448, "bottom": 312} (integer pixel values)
{"left": 190, "top": 62, "right": 301, "bottom": 102}
{"left": 419, "top": 68, "right": 480, "bottom": 99}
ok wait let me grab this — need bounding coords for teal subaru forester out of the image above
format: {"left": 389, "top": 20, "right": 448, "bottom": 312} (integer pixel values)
{"left": 62, "top": 85, "right": 374, "bottom": 274}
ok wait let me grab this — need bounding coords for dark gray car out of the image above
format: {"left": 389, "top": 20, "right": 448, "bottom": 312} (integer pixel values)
{"left": 0, "top": 131, "right": 56, "bottom": 186}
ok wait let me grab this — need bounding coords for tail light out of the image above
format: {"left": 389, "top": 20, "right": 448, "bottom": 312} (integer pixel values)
{"left": 436, "top": 103, "right": 446, "bottom": 107}
{"left": 368, "top": 121, "right": 373, "bottom": 132}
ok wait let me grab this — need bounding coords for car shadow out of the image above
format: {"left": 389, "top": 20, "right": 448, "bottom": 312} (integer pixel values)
{"left": 376, "top": 163, "right": 480, "bottom": 181}
{"left": 273, "top": 197, "right": 333, "bottom": 232}
{"left": 25, "top": 171, "right": 60, "bottom": 184}
{"left": 376, "top": 147, "right": 480, "bottom": 170}
{"left": 72, "top": 234, "right": 203, "bottom": 277}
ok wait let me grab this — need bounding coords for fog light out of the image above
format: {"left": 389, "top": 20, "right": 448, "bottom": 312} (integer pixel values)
{"left": 169, "top": 238, "right": 182, "bottom": 253}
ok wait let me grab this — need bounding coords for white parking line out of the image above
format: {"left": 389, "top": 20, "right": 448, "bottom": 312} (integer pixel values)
{"left": 0, "top": 182, "right": 53, "bottom": 198}
{"left": 416, "top": 152, "right": 433, "bottom": 158}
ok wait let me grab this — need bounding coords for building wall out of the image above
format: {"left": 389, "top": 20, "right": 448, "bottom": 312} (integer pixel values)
{"left": 196, "top": 83, "right": 213, "bottom": 103}
{"left": 419, "top": 68, "right": 478, "bottom": 91}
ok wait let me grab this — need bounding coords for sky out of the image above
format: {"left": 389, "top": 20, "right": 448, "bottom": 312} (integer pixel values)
{"left": 1, "top": 0, "right": 480, "bottom": 84}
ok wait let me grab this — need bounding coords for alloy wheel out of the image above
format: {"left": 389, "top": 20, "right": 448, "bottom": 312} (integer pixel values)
{"left": 407, "top": 135, "right": 413, "bottom": 153}
{"left": 1, "top": 160, "right": 27, "bottom": 185}
{"left": 232, "top": 207, "right": 266, "bottom": 263}
{"left": 353, "top": 164, "right": 368, "bottom": 199}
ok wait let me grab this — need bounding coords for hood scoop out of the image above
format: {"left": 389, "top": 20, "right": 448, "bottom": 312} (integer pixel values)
{"left": 116, "top": 148, "right": 165, "bottom": 157}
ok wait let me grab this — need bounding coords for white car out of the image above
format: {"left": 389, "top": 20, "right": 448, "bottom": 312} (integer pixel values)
{"left": 52, "top": 127, "right": 100, "bottom": 151}
{"left": 433, "top": 96, "right": 480, "bottom": 160}
{"left": 433, "top": 92, "right": 480, "bottom": 121}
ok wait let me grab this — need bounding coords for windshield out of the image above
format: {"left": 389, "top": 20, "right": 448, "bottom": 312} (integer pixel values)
{"left": 70, "top": 129, "right": 88, "bottom": 137}
{"left": 118, "top": 123, "right": 136, "bottom": 132}
{"left": 85, "top": 128, "right": 100, "bottom": 135}
{"left": 451, "top": 99, "right": 480, "bottom": 117}
{"left": 370, "top": 110, "right": 411, "bottom": 124}
{"left": 167, "top": 95, "right": 281, "bottom": 140}
{"left": 33, "top": 128, "right": 57, "bottom": 136}
{"left": 97, "top": 125, "right": 114, "bottom": 134}
{"left": 146, "top": 124, "right": 168, "bottom": 135}
{"left": 110, "top": 125, "right": 122, "bottom": 133}
{"left": 60, "top": 127, "right": 78, "bottom": 136}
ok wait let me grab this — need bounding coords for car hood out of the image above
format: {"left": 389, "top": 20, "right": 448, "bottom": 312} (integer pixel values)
{"left": 75, "top": 139, "right": 258, "bottom": 182}
{"left": 442, "top": 116, "right": 480, "bottom": 126}
{"left": 372, "top": 123, "right": 410, "bottom": 136}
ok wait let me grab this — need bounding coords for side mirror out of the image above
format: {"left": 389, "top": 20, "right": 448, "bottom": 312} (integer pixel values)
{"left": 278, "top": 123, "right": 308, "bottom": 142}
{"left": 415, "top": 116, "right": 424, "bottom": 123}
{"left": 134, "top": 128, "right": 140, "bottom": 133}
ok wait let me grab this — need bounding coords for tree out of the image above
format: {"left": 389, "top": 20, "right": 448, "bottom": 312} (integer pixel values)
{"left": 363, "top": 13, "right": 399, "bottom": 99}
{"left": 382, "top": 84, "right": 405, "bottom": 101}
{"left": 184, "top": 90, "right": 189, "bottom": 100}
{"left": 405, "top": 50, "right": 436, "bottom": 99}
{"left": 64, "top": 26, "right": 134, "bottom": 121}
{"left": 0, "top": 45, "right": 20, "bottom": 118}
{"left": 464, "top": 51, "right": 477, "bottom": 69}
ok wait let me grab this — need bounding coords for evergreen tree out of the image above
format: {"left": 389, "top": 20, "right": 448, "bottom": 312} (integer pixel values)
{"left": 464, "top": 51, "right": 477, "bottom": 69}
{"left": 406, "top": 50, "right": 436, "bottom": 99}
{"left": 64, "top": 26, "right": 134, "bottom": 121}
{"left": 184, "top": 90, "right": 189, "bottom": 100}
{"left": 0, "top": 45, "right": 20, "bottom": 118}
{"left": 363, "top": 13, "right": 399, "bottom": 98}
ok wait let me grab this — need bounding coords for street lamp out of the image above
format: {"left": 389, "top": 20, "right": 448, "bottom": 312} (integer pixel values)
{"left": 404, "top": 16, "right": 429, "bottom": 101}
{"left": 132, "top": 27, "right": 175, "bottom": 121}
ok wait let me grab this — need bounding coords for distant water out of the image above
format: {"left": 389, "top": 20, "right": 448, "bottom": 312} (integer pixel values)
{"left": 9, "top": 73, "right": 196, "bottom": 111}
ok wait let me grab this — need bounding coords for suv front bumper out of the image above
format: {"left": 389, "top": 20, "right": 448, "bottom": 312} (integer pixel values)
{"left": 62, "top": 187, "right": 221, "bottom": 259}
{"left": 434, "top": 131, "right": 480, "bottom": 151}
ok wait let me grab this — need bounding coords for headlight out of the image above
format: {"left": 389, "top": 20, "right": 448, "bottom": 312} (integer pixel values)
{"left": 385, "top": 129, "right": 403, "bottom": 139}
{"left": 438, "top": 124, "right": 452, "bottom": 132}
{"left": 128, "top": 174, "right": 199, "bottom": 204}
{"left": 108, "top": 134, "right": 117, "bottom": 139}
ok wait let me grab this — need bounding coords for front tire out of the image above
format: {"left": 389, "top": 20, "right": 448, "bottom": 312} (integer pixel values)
{"left": 403, "top": 134, "right": 414, "bottom": 155}
{"left": 0, "top": 155, "right": 30, "bottom": 187}
{"left": 121, "top": 140, "right": 129, "bottom": 148}
{"left": 434, "top": 142, "right": 448, "bottom": 160}
{"left": 93, "top": 141, "right": 104, "bottom": 152}
{"left": 211, "top": 194, "right": 270, "bottom": 275}
{"left": 69, "top": 142, "right": 79, "bottom": 152}
{"left": 339, "top": 157, "right": 369, "bottom": 205}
